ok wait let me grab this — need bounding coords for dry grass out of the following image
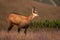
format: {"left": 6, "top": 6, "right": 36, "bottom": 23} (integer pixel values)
{"left": 0, "top": 29, "right": 60, "bottom": 40}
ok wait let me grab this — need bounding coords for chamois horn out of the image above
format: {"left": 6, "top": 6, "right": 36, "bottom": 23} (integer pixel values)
{"left": 32, "top": 7, "right": 37, "bottom": 13}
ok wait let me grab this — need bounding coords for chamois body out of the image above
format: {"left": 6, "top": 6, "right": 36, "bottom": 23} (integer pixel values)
{"left": 7, "top": 7, "right": 39, "bottom": 34}
{"left": 8, "top": 13, "right": 30, "bottom": 26}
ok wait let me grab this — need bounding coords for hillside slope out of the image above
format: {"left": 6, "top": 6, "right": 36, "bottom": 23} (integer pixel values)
{"left": 0, "top": 0, "right": 60, "bottom": 29}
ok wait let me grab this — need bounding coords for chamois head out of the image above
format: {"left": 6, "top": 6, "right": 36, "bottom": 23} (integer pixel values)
{"left": 32, "top": 7, "right": 39, "bottom": 17}
{"left": 30, "top": 7, "right": 39, "bottom": 19}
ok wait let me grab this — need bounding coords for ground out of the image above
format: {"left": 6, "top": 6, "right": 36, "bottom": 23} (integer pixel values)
{"left": 0, "top": 29, "right": 60, "bottom": 40}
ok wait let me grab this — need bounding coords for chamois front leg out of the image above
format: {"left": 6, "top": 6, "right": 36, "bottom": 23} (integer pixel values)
{"left": 8, "top": 22, "right": 13, "bottom": 32}
{"left": 24, "top": 25, "right": 29, "bottom": 35}
{"left": 18, "top": 26, "right": 21, "bottom": 33}
{"left": 24, "top": 28, "right": 28, "bottom": 35}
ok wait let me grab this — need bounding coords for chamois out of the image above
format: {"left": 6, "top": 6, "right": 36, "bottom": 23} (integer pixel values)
{"left": 7, "top": 7, "right": 39, "bottom": 34}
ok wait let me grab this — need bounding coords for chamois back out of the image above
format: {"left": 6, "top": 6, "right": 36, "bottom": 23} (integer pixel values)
{"left": 7, "top": 13, "right": 30, "bottom": 26}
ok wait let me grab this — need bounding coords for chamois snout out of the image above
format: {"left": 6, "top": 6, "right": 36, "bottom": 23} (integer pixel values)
{"left": 33, "top": 13, "right": 39, "bottom": 17}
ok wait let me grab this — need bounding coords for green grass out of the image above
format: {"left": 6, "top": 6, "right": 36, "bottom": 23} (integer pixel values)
{"left": 30, "top": 20, "right": 60, "bottom": 30}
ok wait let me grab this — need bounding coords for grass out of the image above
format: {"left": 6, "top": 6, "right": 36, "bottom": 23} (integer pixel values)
{"left": 0, "top": 29, "right": 60, "bottom": 40}
{"left": 30, "top": 20, "right": 60, "bottom": 31}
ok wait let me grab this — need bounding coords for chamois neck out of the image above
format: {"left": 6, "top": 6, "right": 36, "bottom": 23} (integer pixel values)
{"left": 28, "top": 13, "right": 35, "bottom": 21}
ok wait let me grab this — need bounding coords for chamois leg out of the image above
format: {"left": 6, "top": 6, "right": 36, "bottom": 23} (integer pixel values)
{"left": 24, "top": 28, "right": 27, "bottom": 35}
{"left": 18, "top": 27, "right": 21, "bottom": 33}
{"left": 24, "top": 27, "right": 28, "bottom": 35}
{"left": 8, "top": 23, "right": 13, "bottom": 32}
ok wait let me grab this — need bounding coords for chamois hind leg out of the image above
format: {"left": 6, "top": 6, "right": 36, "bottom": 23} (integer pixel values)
{"left": 8, "top": 22, "right": 13, "bottom": 32}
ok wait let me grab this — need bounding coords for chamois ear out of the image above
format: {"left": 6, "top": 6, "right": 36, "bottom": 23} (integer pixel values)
{"left": 32, "top": 7, "right": 35, "bottom": 13}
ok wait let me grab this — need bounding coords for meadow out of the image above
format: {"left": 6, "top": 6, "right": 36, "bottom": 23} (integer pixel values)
{"left": 0, "top": 28, "right": 60, "bottom": 40}
{"left": 0, "top": 0, "right": 60, "bottom": 40}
